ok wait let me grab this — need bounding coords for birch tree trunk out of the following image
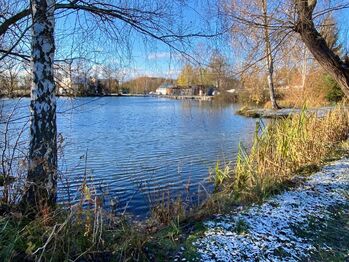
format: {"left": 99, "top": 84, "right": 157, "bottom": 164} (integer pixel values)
{"left": 301, "top": 48, "right": 307, "bottom": 90}
{"left": 261, "top": 0, "right": 279, "bottom": 109}
{"left": 23, "top": 0, "right": 57, "bottom": 214}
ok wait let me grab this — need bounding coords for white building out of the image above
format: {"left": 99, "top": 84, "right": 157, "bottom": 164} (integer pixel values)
{"left": 156, "top": 82, "right": 174, "bottom": 95}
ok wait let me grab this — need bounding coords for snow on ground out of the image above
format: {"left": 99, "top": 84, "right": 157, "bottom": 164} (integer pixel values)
{"left": 242, "top": 107, "right": 335, "bottom": 118}
{"left": 195, "top": 158, "right": 349, "bottom": 261}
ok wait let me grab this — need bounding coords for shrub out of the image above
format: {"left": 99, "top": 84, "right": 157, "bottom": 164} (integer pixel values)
{"left": 324, "top": 74, "right": 344, "bottom": 103}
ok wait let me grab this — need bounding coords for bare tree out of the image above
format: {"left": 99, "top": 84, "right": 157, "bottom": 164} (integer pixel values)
{"left": 227, "top": 0, "right": 285, "bottom": 108}
{"left": 0, "top": 0, "right": 218, "bottom": 214}
{"left": 208, "top": 51, "right": 229, "bottom": 90}
{"left": 0, "top": 58, "right": 22, "bottom": 96}
{"left": 261, "top": 0, "right": 279, "bottom": 108}
{"left": 224, "top": 0, "right": 349, "bottom": 98}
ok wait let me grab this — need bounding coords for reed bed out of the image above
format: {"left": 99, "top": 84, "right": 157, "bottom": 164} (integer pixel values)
{"left": 231, "top": 106, "right": 349, "bottom": 202}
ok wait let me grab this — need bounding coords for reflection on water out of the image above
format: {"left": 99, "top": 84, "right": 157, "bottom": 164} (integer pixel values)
{"left": 1, "top": 97, "right": 256, "bottom": 217}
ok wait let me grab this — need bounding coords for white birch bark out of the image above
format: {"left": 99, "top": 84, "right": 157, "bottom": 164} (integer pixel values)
{"left": 261, "top": 0, "right": 279, "bottom": 109}
{"left": 23, "top": 0, "right": 57, "bottom": 212}
{"left": 301, "top": 48, "right": 308, "bottom": 90}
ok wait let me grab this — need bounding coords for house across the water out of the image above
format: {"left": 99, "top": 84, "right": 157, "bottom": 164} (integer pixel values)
{"left": 156, "top": 82, "right": 175, "bottom": 95}
{"left": 156, "top": 83, "right": 216, "bottom": 96}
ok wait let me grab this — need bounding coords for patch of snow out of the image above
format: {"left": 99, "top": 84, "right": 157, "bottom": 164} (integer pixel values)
{"left": 195, "top": 159, "right": 349, "bottom": 261}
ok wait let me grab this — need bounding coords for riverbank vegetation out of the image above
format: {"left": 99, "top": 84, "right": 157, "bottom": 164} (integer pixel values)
{"left": 232, "top": 106, "right": 349, "bottom": 202}
{"left": 120, "top": 77, "right": 176, "bottom": 95}
{"left": 1, "top": 106, "right": 348, "bottom": 261}
{"left": 235, "top": 69, "right": 346, "bottom": 110}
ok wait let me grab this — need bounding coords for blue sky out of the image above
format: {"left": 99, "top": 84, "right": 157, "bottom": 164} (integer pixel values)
{"left": 53, "top": 0, "right": 349, "bottom": 81}
{"left": 337, "top": 6, "right": 349, "bottom": 52}
{"left": 53, "top": 0, "right": 225, "bottom": 81}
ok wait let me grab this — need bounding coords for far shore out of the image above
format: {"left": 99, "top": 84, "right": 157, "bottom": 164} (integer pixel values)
{"left": 1, "top": 93, "right": 214, "bottom": 101}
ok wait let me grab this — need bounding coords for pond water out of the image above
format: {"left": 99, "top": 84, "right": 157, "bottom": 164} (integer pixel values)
{"left": 1, "top": 97, "right": 257, "bottom": 217}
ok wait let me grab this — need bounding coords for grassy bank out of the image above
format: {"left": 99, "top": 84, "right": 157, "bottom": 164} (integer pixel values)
{"left": 231, "top": 106, "right": 349, "bottom": 203}
{"left": 297, "top": 203, "right": 349, "bottom": 261}
{"left": 1, "top": 106, "right": 349, "bottom": 261}
{"left": 195, "top": 159, "right": 349, "bottom": 260}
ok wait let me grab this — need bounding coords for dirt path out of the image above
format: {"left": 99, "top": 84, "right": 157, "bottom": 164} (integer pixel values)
{"left": 194, "top": 158, "right": 349, "bottom": 261}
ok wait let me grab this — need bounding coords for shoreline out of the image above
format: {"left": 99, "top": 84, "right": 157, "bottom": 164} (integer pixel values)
{"left": 195, "top": 157, "right": 349, "bottom": 261}
{"left": 236, "top": 106, "right": 338, "bottom": 118}
{"left": 1, "top": 93, "right": 214, "bottom": 101}
{"left": 156, "top": 94, "right": 213, "bottom": 101}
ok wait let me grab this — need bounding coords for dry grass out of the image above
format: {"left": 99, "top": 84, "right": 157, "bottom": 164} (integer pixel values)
{"left": 265, "top": 70, "right": 345, "bottom": 109}
{"left": 149, "top": 195, "right": 186, "bottom": 225}
{"left": 240, "top": 69, "right": 345, "bottom": 109}
{"left": 0, "top": 185, "right": 151, "bottom": 261}
{"left": 231, "top": 106, "right": 349, "bottom": 202}
{"left": 274, "top": 87, "right": 329, "bottom": 109}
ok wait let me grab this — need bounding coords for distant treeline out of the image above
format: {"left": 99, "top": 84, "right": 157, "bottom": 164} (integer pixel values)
{"left": 120, "top": 77, "right": 176, "bottom": 94}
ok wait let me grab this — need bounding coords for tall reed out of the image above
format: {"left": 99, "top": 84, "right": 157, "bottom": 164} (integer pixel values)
{"left": 232, "top": 106, "right": 349, "bottom": 202}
